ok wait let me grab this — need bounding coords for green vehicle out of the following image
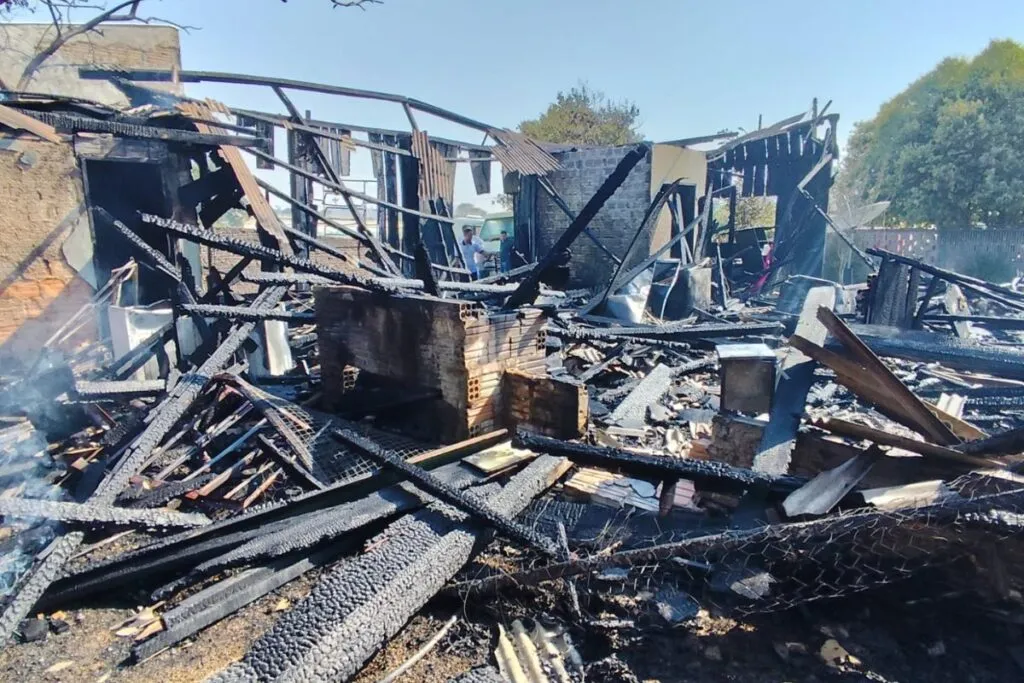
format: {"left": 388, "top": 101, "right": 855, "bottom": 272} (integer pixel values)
{"left": 477, "top": 212, "right": 514, "bottom": 275}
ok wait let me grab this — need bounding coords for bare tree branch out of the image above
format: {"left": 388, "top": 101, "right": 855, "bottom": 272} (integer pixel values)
{"left": 16, "top": 0, "right": 143, "bottom": 90}
{"left": 329, "top": 0, "right": 381, "bottom": 7}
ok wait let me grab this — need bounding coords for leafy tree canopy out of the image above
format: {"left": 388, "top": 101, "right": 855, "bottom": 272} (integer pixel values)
{"left": 836, "top": 40, "right": 1024, "bottom": 228}
{"left": 518, "top": 83, "right": 642, "bottom": 146}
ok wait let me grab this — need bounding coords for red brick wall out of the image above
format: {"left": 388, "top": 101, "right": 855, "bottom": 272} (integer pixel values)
{"left": 0, "top": 137, "right": 95, "bottom": 367}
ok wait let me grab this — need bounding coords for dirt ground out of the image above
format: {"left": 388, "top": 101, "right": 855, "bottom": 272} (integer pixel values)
{"left": 3, "top": 581, "right": 1022, "bottom": 683}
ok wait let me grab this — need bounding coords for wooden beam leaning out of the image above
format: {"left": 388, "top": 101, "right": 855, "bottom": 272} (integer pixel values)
{"left": 505, "top": 144, "right": 651, "bottom": 309}
{"left": 179, "top": 101, "right": 294, "bottom": 257}
{"left": 816, "top": 307, "right": 959, "bottom": 446}
{"left": 752, "top": 285, "right": 836, "bottom": 475}
{"left": 271, "top": 86, "right": 400, "bottom": 275}
{"left": 816, "top": 418, "right": 1001, "bottom": 469}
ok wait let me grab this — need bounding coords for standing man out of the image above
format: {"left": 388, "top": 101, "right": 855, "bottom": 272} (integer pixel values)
{"left": 498, "top": 230, "right": 514, "bottom": 273}
{"left": 460, "top": 226, "right": 485, "bottom": 280}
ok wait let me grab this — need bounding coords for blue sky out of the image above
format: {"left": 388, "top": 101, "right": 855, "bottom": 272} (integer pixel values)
{"left": 15, "top": 0, "right": 1024, "bottom": 210}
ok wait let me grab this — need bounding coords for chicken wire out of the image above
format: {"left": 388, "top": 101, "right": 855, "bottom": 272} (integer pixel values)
{"left": 493, "top": 471, "right": 1024, "bottom": 618}
{"left": 226, "top": 379, "right": 432, "bottom": 486}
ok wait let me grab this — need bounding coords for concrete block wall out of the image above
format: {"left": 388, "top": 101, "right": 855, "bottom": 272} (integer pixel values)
{"left": 0, "top": 137, "right": 95, "bottom": 368}
{"left": 535, "top": 144, "right": 653, "bottom": 287}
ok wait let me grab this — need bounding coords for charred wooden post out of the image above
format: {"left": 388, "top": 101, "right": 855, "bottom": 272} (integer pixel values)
{"left": 334, "top": 429, "right": 560, "bottom": 558}
{"left": 514, "top": 430, "right": 806, "bottom": 496}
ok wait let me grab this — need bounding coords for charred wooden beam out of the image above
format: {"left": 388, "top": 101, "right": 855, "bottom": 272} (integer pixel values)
{"left": 842, "top": 325, "right": 1024, "bottom": 380}
{"left": 537, "top": 176, "right": 621, "bottom": 265}
{"left": 19, "top": 109, "right": 264, "bottom": 147}
{"left": 505, "top": 144, "right": 649, "bottom": 309}
{"left": 72, "top": 379, "right": 166, "bottom": 400}
{"left": 180, "top": 304, "right": 315, "bottom": 323}
{"left": 514, "top": 430, "right": 806, "bottom": 496}
{"left": 334, "top": 429, "right": 560, "bottom": 558}
{"left": 201, "top": 256, "right": 253, "bottom": 305}
{"left": 207, "top": 455, "right": 569, "bottom": 683}
{"left": 133, "top": 547, "right": 342, "bottom": 662}
{"left": 0, "top": 532, "right": 83, "bottom": 643}
{"left": 140, "top": 213, "right": 402, "bottom": 294}
{"left": 118, "top": 474, "right": 217, "bottom": 509}
{"left": 95, "top": 208, "right": 181, "bottom": 283}
{"left": 151, "top": 460, "right": 488, "bottom": 601}
{"left": 552, "top": 321, "right": 782, "bottom": 342}
{"left": 0, "top": 498, "right": 209, "bottom": 530}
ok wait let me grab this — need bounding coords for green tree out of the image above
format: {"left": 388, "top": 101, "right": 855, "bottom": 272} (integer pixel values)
{"left": 518, "top": 83, "right": 642, "bottom": 146}
{"left": 836, "top": 40, "right": 1024, "bottom": 229}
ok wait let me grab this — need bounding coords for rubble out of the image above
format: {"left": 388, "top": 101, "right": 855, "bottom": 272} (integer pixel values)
{"left": 0, "top": 38, "right": 1023, "bottom": 683}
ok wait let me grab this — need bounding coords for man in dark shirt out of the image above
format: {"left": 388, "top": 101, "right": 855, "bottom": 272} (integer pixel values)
{"left": 498, "top": 230, "right": 514, "bottom": 273}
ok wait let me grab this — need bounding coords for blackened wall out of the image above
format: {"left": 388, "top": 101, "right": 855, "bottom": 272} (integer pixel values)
{"left": 534, "top": 144, "right": 653, "bottom": 287}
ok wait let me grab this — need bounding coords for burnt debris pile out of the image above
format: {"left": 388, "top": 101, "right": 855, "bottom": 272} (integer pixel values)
{"left": 2, "top": 69, "right": 1024, "bottom": 682}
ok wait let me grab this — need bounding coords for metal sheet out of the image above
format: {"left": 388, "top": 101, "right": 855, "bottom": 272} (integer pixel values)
{"left": 488, "top": 128, "right": 560, "bottom": 177}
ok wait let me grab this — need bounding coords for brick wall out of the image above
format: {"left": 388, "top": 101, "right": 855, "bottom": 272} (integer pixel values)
{"left": 535, "top": 144, "right": 653, "bottom": 287}
{"left": 315, "top": 288, "right": 545, "bottom": 441}
{"left": 0, "top": 138, "right": 95, "bottom": 368}
{"left": 0, "top": 25, "right": 181, "bottom": 108}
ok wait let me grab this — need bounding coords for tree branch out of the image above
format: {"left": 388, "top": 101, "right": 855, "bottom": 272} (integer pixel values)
{"left": 328, "top": 0, "right": 381, "bottom": 8}
{"left": 16, "top": 0, "right": 142, "bottom": 90}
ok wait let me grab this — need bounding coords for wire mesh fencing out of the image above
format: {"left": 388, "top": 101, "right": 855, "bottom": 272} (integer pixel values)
{"left": 499, "top": 470, "right": 1024, "bottom": 618}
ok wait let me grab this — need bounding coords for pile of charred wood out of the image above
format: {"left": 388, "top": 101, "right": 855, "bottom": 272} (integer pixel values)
{"left": 3, "top": 101, "right": 1024, "bottom": 683}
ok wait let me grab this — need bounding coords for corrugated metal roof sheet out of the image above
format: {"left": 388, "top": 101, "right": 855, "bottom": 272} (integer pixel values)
{"left": 488, "top": 128, "right": 560, "bottom": 176}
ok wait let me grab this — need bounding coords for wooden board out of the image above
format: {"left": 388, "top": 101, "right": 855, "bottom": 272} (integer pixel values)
{"left": 179, "top": 101, "right": 294, "bottom": 256}
{"left": 816, "top": 307, "right": 959, "bottom": 445}
{"left": 0, "top": 103, "right": 61, "bottom": 143}
{"left": 752, "top": 286, "right": 836, "bottom": 474}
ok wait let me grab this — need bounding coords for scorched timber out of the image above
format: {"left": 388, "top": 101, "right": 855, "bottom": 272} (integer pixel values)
{"left": 0, "top": 498, "right": 210, "bottom": 530}
{"left": 42, "top": 432, "right": 509, "bottom": 608}
{"left": 139, "top": 214, "right": 401, "bottom": 295}
{"left": 0, "top": 532, "right": 83, "bottom": 642}
{"left": 555, "top": 321, "right": 784, "bottom": 342}
{"left": 151, "top": 461, "right": 489, "bottom": 601}
{"left": 119, "top": 474, "right": 218, "bottom": 509}
{"left": 207, "top": 455, "right": 569, "bottom": 683}
{"left": 134, "top": 549, "right": 343, "bottom": 663}
{"left": 514, "top": 430, "right": 805, "bottom": 496}
{"left": 334, "top": 430, "right": 560, "bottom": 558}
{"left": 180, "top": 304, "right": 316, "bottom": 323}
{"left": 73, "top": 379, "right": 167, "bottom": 400}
